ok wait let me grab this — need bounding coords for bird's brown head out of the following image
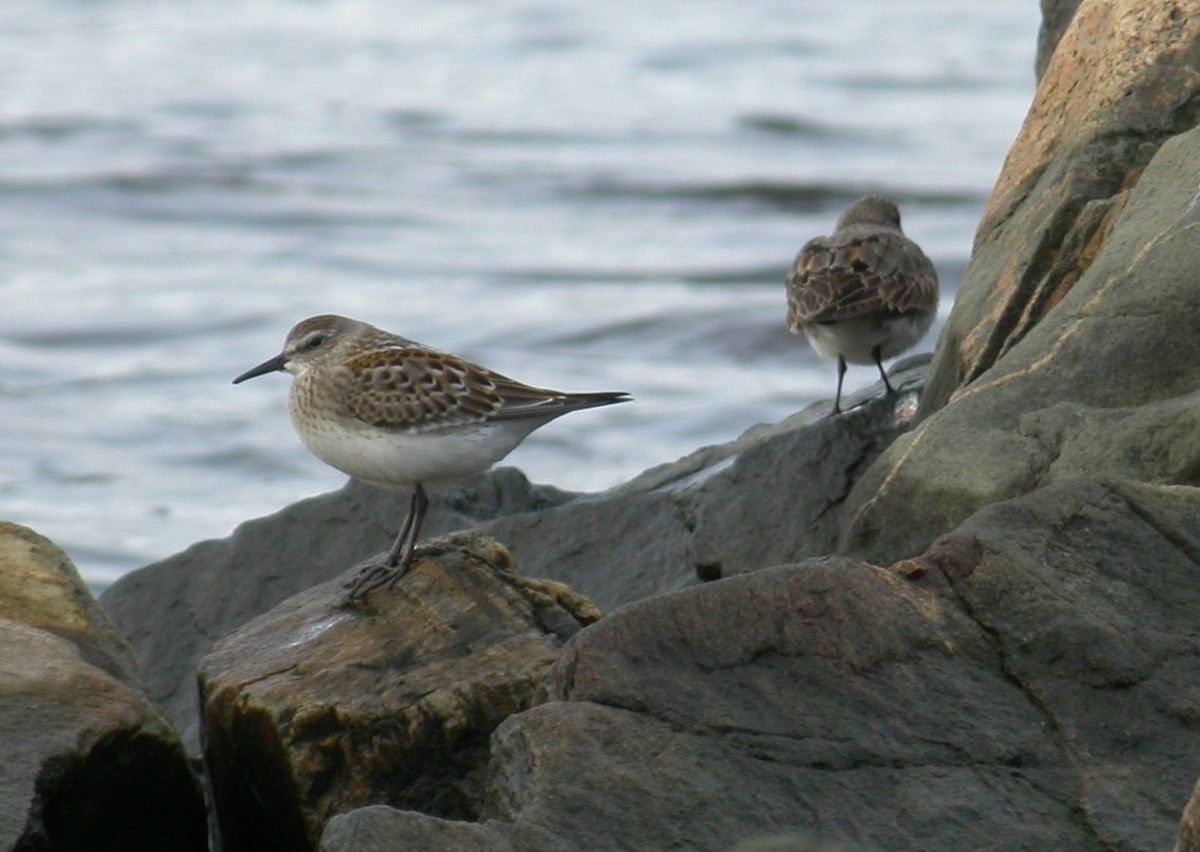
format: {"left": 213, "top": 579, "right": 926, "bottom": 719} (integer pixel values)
{"left": 835, "top": 196, "right": 903, "bottom": 234}
{"left": 232, "top": 314, "right": 370, "bottom": 383}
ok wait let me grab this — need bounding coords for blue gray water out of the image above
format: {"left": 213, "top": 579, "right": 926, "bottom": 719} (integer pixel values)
{"left": 0, "top": 1, "right": 1038, "bottom": 588}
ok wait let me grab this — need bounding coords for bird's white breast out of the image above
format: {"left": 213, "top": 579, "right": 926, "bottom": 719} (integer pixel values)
{"left": 287, "top": 387, "right": 546, "bottom": 491}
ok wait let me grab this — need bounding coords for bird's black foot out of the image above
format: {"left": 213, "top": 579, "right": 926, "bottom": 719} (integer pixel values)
{"left": 340, "top": 556, "right": 411, "bottom": 605}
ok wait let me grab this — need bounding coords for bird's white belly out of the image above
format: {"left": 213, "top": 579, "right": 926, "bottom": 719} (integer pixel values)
{"left": 291, "top": 415, "right": 541, "bottom": 492}
{"left": 804, "top": 313, "right": 933, "bottom": 365}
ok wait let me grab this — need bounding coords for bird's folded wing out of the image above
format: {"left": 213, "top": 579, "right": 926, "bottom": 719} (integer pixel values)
{"left": 338, "top": 348, "right": 509, "bottom": 429}
{"left": 787, "top": 232, "right": 937, "bottom": 325}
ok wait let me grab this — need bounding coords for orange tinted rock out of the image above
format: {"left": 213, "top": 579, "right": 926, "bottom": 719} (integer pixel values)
{"left": 922, "top": 0, "right": 1200, "bottom": 414}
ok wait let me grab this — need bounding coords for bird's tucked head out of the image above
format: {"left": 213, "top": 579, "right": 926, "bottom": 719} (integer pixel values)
{"left": 835, "top": 196, "right": 903, "bottom": 234}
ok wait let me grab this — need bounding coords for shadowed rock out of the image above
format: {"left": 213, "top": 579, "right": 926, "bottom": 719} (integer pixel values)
{"left": 0, "top": 523, "right": 205, "bottom": 852}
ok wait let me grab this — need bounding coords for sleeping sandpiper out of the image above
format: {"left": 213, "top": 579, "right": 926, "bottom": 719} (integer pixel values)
{"left": 786, "top": 196, "right": 938, "bottom": 415}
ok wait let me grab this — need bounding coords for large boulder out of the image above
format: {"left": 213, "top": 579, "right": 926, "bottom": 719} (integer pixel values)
{"left": 0, "top": 521, "right": 144, "bottom": 688}
{"left": 921, "top": 0, "right": 1200, "bottom": 415}
{"left": 843, "top": 121, "right": 1200, "bottom": 564}
{"left": 199, "top": 531, "right": 600, "bottom": 852}
{"left": 100, "top": 467, "right": 575, "bottom": 752}
{"left": 921, "top": 478, "right": 1200, "bottom": 849}
{"left": 0, "top": 523, "right": 205, "bottom": 851}
{"left": 325, "top": 476, "right": 1200, "bottom": 850}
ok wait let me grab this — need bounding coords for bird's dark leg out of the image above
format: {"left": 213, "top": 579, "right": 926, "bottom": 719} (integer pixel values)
{"left": 343, "top": 483, "right": 428, "bottom": 603}
{"left": 386, "top": 484, "right": 427, "bottom": 589}
{"left": 831, "top": 355, "right": 847, "bottom": 415}
{"left": 383, "top": 486, "right": 422, "bottom": 568}
{"left": 873, "top": 346, "right": 896, "bottom": 395}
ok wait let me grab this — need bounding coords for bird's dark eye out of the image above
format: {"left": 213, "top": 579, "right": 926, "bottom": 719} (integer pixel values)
{"left": 306, "top": 334, "right": 326, "bottom": 350}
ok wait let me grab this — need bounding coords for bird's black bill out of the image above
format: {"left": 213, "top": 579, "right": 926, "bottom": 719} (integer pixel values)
{"left": 232, "top": 353, "right": 288, "bottom": 384}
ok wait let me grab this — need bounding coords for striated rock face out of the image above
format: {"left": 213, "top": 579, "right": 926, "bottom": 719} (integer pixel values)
{"left": 481, "top": 558, "right": 1053, "bottom": 851}
{"left": 921, "top": 0, "right": 1200, "bottom": 415}
{"left": 844, "top": 122, "right": 1200, "bottom": 564}
{"left": 199, "top": 531, "right": 600, "bottom": 852}
{"left": 923, "top": 479, "right": 1200, "bottom": 849}
{"left": 0, "top": 523, "right": 205, "bottom": 852}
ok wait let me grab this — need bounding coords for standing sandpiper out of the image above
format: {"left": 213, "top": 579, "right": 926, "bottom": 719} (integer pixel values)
{"left": 786, "top": 196, "right": 939, "bottom": 415}
{"left": 233, "top": 314, "right": 630, "bottom": 602}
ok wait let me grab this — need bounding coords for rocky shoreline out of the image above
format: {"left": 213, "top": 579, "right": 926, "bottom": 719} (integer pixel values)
{"left": 6, "top": 2, "right": 1200, "bottom": 849}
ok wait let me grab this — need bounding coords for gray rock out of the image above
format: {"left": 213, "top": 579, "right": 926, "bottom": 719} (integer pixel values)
{"left": 102, "top": 376, "right": 916, "bottom": 756}
{"left": 0, "top": 522, "right": 205, "bottom": 851}
{"left": 0, "top": 521, "right": 146, "bottom": 689}
{"left": 320, "top": 807, "right": 518, "bottom": 852}
{"left": 686, "top": 378, "right": 915, "bottom": 579}
{"left": 0, "top": 523, "right": 207, "bottom": 849}
{"left": 1036, "top": 0, "right": 1083, "bottom": 79}
{"left": 845, "top": 123, "right": 1200, "bottom": 564}
{"left": 1, "top": 622, "right": 207, "bottom": 852}
{"left": 317, "top": 808, "right": 861, "bottom": 852}
{"left": 922, "top": 477, "right": 1200, "bottom": 850}
{"left": 479, "top": 556, "right": 1074, "bottom": 851}
{"left": 731, "top": 835, "right": 863, "bottom": 852}
{"left": 462, "top": 476, "right": 1200, "bottom": 850}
